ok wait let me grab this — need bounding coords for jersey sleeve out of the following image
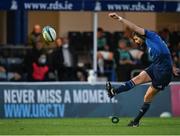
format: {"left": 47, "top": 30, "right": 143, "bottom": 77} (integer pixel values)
{"left": 145, "top": 29, "right": 157, "bottom": 40}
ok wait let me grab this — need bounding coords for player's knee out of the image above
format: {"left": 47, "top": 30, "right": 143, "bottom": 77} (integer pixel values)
{"left": 133, "top": 71, "right": 151, "bottom": 85}
{"left": 132, "top": 74, "right": 144, "bottom": 84}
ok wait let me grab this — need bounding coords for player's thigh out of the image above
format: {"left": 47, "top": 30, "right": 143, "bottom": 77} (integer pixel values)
{"left": 132, "top": 70, "right": 151, "bottom": 85}
{"left": 144, "top": 86, "right": 159, "bottom": 102}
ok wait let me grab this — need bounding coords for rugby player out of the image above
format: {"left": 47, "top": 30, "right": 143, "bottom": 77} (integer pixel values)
{"left": 106, "top": 12, "right": 179, "bottom": 127}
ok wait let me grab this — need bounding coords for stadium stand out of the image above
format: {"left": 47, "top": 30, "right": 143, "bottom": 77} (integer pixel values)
{"left": 0, "top": 29, "right": 179, "bottom": 81}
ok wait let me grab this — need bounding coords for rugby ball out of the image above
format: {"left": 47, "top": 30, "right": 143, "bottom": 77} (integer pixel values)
{"left": 42, "top": 26, "right": 56, "bottom": 42}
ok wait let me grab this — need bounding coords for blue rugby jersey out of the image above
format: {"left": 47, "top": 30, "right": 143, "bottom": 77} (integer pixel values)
{"left": 145, "top": 30, "right": 173, "bottom": 68}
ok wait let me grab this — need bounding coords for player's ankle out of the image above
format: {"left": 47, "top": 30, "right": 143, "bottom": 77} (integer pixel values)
{"left": 133, "top": 119, "right": 140, "bottom": 124}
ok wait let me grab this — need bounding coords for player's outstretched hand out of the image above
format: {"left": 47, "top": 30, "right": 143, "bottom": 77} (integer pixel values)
{"left": 108, "top": 12, "right": 122, "bottom": 20}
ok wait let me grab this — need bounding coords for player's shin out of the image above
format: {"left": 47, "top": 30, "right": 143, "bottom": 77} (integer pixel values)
{"left": 134, "top": 102, "right": 151, "bottom": 123}
{"left": 116, "top": 80, "right": 135, "bottom": 94}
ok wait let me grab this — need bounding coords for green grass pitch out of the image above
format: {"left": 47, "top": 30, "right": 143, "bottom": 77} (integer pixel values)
{"left": 0, "top": 117, "right": 180, "bottom": 135}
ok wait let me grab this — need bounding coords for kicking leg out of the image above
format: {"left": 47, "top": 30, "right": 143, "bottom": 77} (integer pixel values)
{"left": 106, "top": 70, "right": 151, "bottom": 98}
{"left": 128, "top": 85, "right": 159, "bottom": 127}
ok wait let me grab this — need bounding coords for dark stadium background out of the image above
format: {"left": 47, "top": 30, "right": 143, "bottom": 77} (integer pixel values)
{"left": 0, "top": 0, "right": 180, "bottom": 135}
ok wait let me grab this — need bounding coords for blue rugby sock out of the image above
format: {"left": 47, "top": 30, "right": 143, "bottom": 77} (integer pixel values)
{"left": 116, "top": 80, "right": 135, "bottom": 94}
{"left": 134, "top": 102, "right": 151, "bottom": 123}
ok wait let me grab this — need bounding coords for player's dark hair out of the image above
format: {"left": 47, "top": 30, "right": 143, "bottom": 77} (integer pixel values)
{"left": 132, "top": 32, "right": 147, "bottom": 51}
{"left": 132, "top": 32, "right": 146, "bottom": 41}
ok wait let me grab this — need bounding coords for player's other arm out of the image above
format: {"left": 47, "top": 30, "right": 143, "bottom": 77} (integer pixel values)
{"left": 109, "top": 12, "right": 145, "bottom": 35}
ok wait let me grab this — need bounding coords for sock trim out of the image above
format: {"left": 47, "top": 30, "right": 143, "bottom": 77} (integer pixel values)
{"left": 130, "top": 80, "right": 135, "bottom": 86}
{"left": 144, "top": 102, "right": 151, "bottom": 105}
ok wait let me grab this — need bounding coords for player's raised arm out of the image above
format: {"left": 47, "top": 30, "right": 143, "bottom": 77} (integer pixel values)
{"left": 109, "top": 12, "right": 145, "bottom": 35}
